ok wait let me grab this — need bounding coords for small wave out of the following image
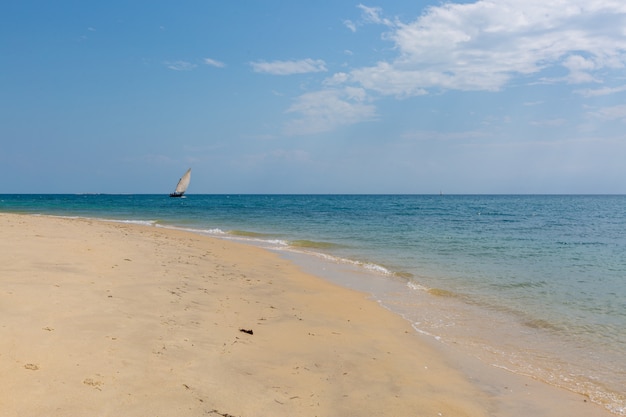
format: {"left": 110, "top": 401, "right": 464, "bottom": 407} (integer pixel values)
{"left": 265, "top": 239, "right": 290, "bottom": 246}
{"left": 362, "top": 262, "right": 394, "bottom": 275}
{"left": 110, "top": 219, "right": 158, "bottom": 227}
{"left": 406, "top": 281, "right": 459, "bottom": 298}
{"left": 209, "top": 229, "right": 289, "bottom": 247}
{"left": 158, "top": 225, "right": 290, "bottom": 248}
{"left": 407, "top": 281, "right": 430, "bottom": 292}
{"left": 282, "top": 246, "right": 396, "bottom": 277}
{"left": 195, "top": 228, "right": 227, "bottom": 235}
{"left": 155, "top": 224, "right": 227, "bottom": 236}
{"left": 410, "top": 324, "right": 442, "bottom": 341}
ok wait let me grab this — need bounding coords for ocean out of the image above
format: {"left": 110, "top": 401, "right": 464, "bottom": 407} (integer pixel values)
{"left": 1, "top": 194, "right": 624, "bottom": 415}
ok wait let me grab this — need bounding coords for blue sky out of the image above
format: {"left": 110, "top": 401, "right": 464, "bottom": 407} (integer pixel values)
{"left": 2, "top": 1, "right": 626, "bottom": 194}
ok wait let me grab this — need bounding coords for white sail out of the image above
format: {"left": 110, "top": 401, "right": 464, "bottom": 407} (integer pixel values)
{"left": 173, "top": 168, "right": 191, "bottom": 195}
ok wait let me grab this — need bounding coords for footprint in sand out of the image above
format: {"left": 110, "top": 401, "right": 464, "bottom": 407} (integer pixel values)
{"left": 83, "top": 378, "right": 104, "bottom": 389}
{"left": 24, "top": 363, "right": 39, "bottom": 371}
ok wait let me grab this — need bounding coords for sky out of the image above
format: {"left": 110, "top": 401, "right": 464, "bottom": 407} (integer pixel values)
{"left": 2, "top": 1, "right": 626, "bottom": 194}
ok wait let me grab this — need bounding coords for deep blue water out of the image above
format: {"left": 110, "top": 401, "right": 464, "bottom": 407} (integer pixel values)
{"left": 1, "top": 194, "right": 625, "bottom": 414}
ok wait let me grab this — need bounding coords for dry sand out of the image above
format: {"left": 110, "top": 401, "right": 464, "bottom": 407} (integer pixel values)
{"left": 0, "top": 213, "right": 613, "bottom": 417}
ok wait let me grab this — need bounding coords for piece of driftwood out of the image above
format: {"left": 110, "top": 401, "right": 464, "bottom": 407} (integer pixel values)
{"left": 239, "top": 328, "right": 254, "bottom": 335}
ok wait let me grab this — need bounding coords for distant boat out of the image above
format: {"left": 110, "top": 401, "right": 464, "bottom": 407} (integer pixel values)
{"left": 169, "top": 168, "right": 191, "bottom": 198}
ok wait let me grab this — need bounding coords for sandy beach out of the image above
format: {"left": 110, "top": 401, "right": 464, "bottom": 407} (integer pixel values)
{"left": 0, "top": 213, "right": 614, "bottom": 417}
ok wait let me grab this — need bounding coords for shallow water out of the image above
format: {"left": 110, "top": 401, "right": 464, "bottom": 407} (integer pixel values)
{"left": 2, "top": 194, "right": 625, "bottom": 414}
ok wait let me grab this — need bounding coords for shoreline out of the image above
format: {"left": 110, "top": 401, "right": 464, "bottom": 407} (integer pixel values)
{"left": 0, "top": 213, "right": 614, "bottom": 416}
{"left": 274, "top": 246, "right": 622, "bottom": 417}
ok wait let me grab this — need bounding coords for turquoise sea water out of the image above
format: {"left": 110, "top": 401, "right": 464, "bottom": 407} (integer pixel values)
{"left": 1, "top": 194, "right": 625, "bottom": 414}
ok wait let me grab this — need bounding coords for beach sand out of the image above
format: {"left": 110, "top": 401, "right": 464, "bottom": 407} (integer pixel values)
{"left": 0, "top": 213, "right": 613, "bottom": 416}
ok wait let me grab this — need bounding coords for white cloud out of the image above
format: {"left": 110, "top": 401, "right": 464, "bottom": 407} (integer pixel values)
{"left": 284, "top": 88, "right": 377, "bottom": 135}
{"left": 165, "top": 61, "right": 197, "bottom": 71}
{"left": 350, "top": 62, "right": 431, "bottom": 97}
{"left": 344, "top": 19, "right": 357, "bottom": 33}
{"left": 342, "top": 1, "right": 626, "bottom": 96}
{"left": 343, "top": 5, "right": 393, "bottom": 33}
{"left": 285, "top": 1, "right": 626, "bottom": 135}
{"left": 204, "top": 58, "right": 225, "bottom": 68}
{"left": 250, "top": 59, "right": 327, "bottom": 75}
{"left": 357, "top": 4, "right": 392, "bottom": 26}
{"left": 575, "top": 84, "right": 626, "bottom": 97}
{"left": 323, "top": 72, "right": 349, "bottom": 86}
{"left": 589, "top": 104, "right": 626, "bottom": 121}
{"left": 559, "top": 55, "right": 599, "bottom": 84}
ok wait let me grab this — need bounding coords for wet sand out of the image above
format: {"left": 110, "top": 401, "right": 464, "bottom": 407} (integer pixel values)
{"left": 0, "top": 214, "right": 613, "bottom": 416}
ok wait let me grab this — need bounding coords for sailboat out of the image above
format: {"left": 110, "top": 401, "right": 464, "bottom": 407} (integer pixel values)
{"left": 169, "top": 168, "right": 191, "bottom": 197}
